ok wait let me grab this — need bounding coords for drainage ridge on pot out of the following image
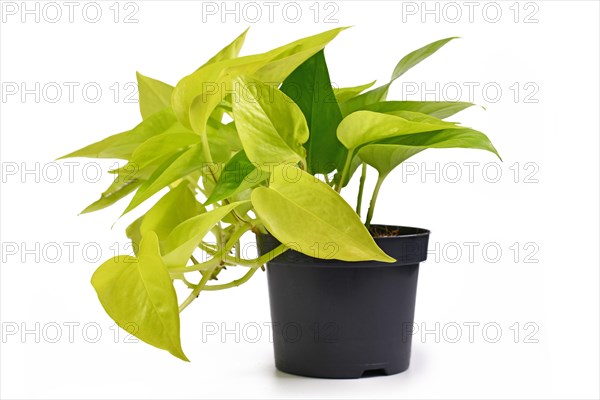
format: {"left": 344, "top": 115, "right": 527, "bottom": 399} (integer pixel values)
{"left": 257, "top": 225, "right": 431, "bottom": 379}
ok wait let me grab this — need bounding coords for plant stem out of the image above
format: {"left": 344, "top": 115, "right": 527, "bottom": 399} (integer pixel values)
{"left": 222, "top": 198, "right": 249, "bottom": 224}
{"left": 200, "top": 131, "right": 214, "bottom": 165}
{"left": 199, "top": 129, "right": 223, "bottom": 187}
{"left": 178, "top": 274, "right": 198, "bottom": 289}
{"left": 300, "top": 158, "right": 308, "bottom": 171}
{"left": 199, "top": 242, "right": 217, "bottom": 254}
{"left": 169, "top": 256, "right": 221, "bottom": 274}
{"left": 365, "top": 173, "right": 387, "bottom": 229}
{"left": 356, "top": 163, "right": 367, "bottom": 216}
{"left": 203, "top": 243, "right": 288, "bottom": 290}
{"left": 224, "top": 223, "right": 251, "bottom": 252}
{"left": 335, "top": 149, "right": 354, "bottom": 193}
{"left": 179, "top": 263, "right": 215, "bottom": 313}
{"left": 171, "top": 224, "right": 251, "bottom": 276}
{"left": 176, "top": 224, "right": 278, "bottom": 312}
{"left": 223, "top": 243, "right": 288, "bottom": 268}
{"left": 203, "top": 268, "right": 259, "bottom": 290}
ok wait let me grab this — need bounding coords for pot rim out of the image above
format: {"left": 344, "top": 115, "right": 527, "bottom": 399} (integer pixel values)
{"left": 257, "top": 224, "right": 431, "bottom": 267}
{"left": 367, "top": 224, "right": 431, "bottom": 239}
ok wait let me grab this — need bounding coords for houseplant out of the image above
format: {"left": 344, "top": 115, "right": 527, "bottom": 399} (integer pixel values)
{"left": 60, "top": 27, "right": 500, "bottom": 377}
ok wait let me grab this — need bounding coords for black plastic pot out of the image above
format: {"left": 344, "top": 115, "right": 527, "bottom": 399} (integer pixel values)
{"left": 257, "top": 225, "right": 430, "bottom": 379}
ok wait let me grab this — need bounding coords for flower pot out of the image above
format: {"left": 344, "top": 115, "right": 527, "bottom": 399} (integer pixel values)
{"left": 257, "top": 225, "right": 430, "bottom": 379}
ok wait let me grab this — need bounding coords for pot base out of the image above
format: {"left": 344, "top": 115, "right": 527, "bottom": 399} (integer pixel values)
{"left": 275, "top": 361, "right": 409, "bottom": 379}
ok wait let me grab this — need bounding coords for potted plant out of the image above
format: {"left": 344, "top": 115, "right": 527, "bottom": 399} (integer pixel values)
{"left": 60, "top": 27, "right": 500, "bottom": 378}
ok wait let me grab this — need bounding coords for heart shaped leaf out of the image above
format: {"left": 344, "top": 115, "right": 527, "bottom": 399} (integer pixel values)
{"left": 359, "top": 127, "right": 501, "bottom": 176}
{"left": 281, "top": 50, "right": 344, "bottom": 174}
{"left": 172, "top": 27, "right": 346, "bottom": 130}
{"left": 251, "top": 165, "right": 394, "bottom": 262}
{"left": 91, "top": 232, "right": 188, "bottom": 361}
{"left": 337, "top": 110, "right": 460, "bottom": 151}
{"left": 233, "top": 76, "right": 309, "bottom": 167}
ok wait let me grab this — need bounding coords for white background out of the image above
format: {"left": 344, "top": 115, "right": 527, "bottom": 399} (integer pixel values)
{"left": 1, "top": 1, "right": 599, "bottom": 399}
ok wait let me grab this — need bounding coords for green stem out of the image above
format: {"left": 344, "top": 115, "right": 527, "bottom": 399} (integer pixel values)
{"left": 176, "top": 225, "right": 279, "bottom": 312}
{"left": 179, "top": 242, "right": 287, "bottom": 291}
{"left": 365, "top": 173, "right": 387, "bottom": 229}
{"left": 222, "top": 198, "right": 249, "bottom": 224}
{"left": 179, "top": 263, "right": 215, "bottom": 312}
{"left": 223, "top": 243, "right": 288, "bottom": 268}
{"left": 235, "top": 241, "right": 241, "bottom": 259}
{"left": 300, "top": 158, "right": 308, "bottom": 172}
{"left": 200, "top": 130, "right": 214, "bottom": 165}
{"left": 213, "top": 224, "right": 223, "bottom": 249}
{"left": 224, "top": 223, "right": 251, "bottom": 252}
{"left": 203, "top": 268, "right": 259, "bottom": 290}
{"left": 171, "top": 224, "right": 251, "bottom": 275}
{"left": 169, "top": 256, "right": 221, "bottom": 275}
{"left": 199, "top": 242, "right": 217, "bottom": 254}
{"left": 335, "top": 149, "right": 354, "bottom": 193}
{"left": 356, "top": 163, "right": 367, "bottom": 216}
{"left": 178, "top": 274, "right": 199, "bottom": 289}
{"left": 203, "top": 243, "right": 288, "bottom": 291}
{"left": 200, "top": 129, "right": 223, "bottom": 188}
